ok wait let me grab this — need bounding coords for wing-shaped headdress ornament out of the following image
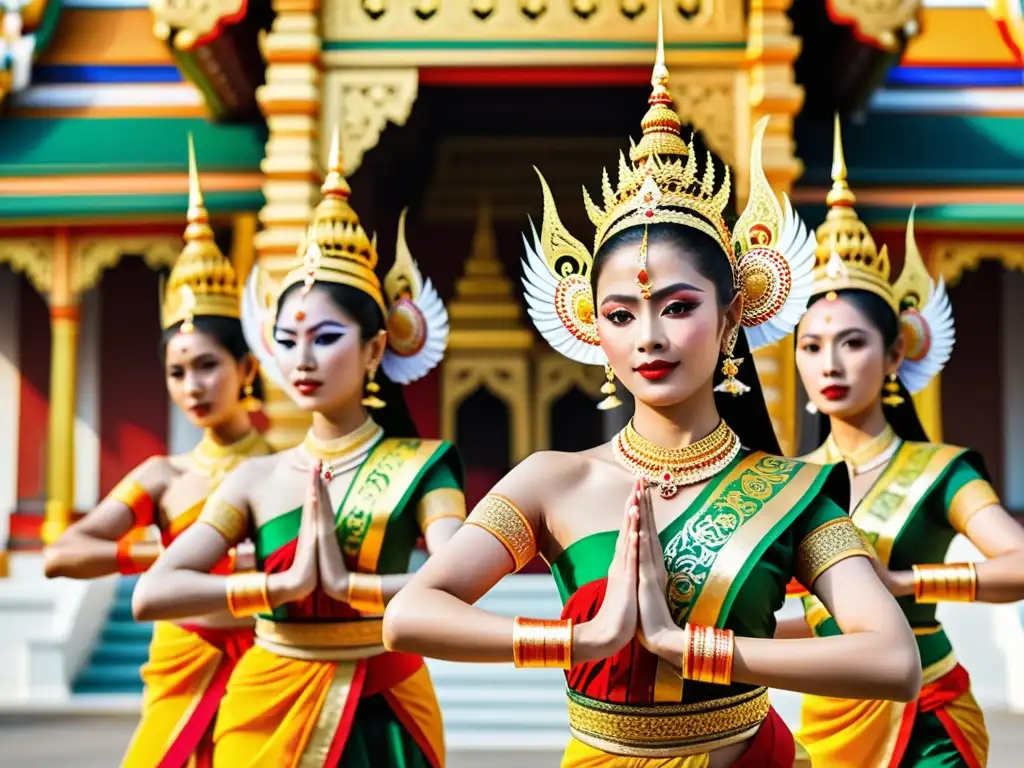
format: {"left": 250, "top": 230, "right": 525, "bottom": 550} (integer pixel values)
{"left": 520, "top": 3, "right": 815, "bottom": 403}
{"left": 811, "top": 116, "right": 955, "bottom": 395}
{"left": 241, "top": 128, "right": 450, "bottom": 399}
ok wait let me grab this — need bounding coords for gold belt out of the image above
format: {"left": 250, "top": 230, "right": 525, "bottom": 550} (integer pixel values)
{"left": 567, "top": 687, "right": 770, "bottom": 758}
{"left": 254, "top": 618, "right": 385, "bottom": 661}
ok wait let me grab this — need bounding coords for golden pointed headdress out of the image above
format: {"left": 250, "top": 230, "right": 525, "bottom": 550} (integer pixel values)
{"left": 581, "top": 4, "right": 733, "bottom": 265}
{"left": 161, "top": 135, "right": 242, "bottom": 331}
{"left": 811, "top": 115, "right": 897, "bottom": 312}
{"left": 279, "top": 128, "right": 387, "bottom": 316}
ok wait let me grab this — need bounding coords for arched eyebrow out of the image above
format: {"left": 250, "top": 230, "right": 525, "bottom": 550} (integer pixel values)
{"left": 600, "top": 282, "right": 703, "bottom": 307}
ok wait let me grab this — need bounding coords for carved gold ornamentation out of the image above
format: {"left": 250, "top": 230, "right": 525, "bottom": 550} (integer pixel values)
{"left": 930, "top": 241, "right": 1024, "bottom": 287}
{"left": 533, "top": 355, "right": 604, "bottom": 451}
{"left": 254, "top": 0, "right": 324, "bottom": 449}
{"left": 669, "top": 70, "right": 739, "bottom": 169}
{"left": 321, "top": 69, "right": 418, "bottom": 175}
{"left": 74, "top": 237, "right": 181, "bottom": 294}
{"left": 149, "top": 0, "right": 247, "bottom": 51}
{"left": 0, "top": 239, "right": 52, "bottom": 294}
{"left": 826, "top": 0, "right": 921, "bottom": 52}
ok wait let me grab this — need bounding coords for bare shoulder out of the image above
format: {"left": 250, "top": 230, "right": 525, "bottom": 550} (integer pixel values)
{"left": 131, "top": 455, "right": 179, "bottom": 492}
{"left": 488, "top": 449, "right": 600, "bottom": 520}
{"left": 228, "top": 448, "right": 295, "bottom": 486}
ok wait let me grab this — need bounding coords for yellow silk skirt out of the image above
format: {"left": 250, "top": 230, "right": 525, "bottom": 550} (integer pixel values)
{"left": 212, "top": 645, "right": 445, "bottom": 768}
{"left": 796, "top": 659, "right": 987, "bottom": 768}
{"left": 121, "top": 622, "right": 227, "bottom": 768}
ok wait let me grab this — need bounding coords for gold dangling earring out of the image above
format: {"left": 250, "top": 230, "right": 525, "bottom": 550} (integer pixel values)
{"left": 881, "top": 372, "right": 904, "bottom": 407}
{"left": 242, "top": 383, "right": 261, "bottom": 413}
{"left": 713, "top": 327, "right": 750, "bottom": 396}
{"left": 597, "top": 363, "right": 622, "bottom": 411}
{"left": 361, "top": 367, "right": 387, "bottom": 409}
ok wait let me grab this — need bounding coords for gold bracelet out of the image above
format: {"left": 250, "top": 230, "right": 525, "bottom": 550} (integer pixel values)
{"left": 225, "top": 572, "right": 272, "bottom": 617}
{"left": 511, "top": 617, "right": 574, "bottom": 670}
{"left": 913, "top": 563, "right": 977, "bottom": 603}
{"left": 682, "top": 623, "right": 734, "bottom": 686}
{"left": 346, "top": 573, "right": 386, "bottom": 614}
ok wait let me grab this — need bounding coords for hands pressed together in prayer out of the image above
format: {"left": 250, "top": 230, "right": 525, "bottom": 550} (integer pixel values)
{"left": 573, "top": 478, "right": 682, "bottom": 664}
{"left": 276, "top": 463, "right": 352, "bottom": 604}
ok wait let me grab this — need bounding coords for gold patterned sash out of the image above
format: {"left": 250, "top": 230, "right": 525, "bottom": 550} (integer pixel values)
{"left": 254, "top": 618, "right": 385, "bottom": 661}
{"left": 567, "top": 687, "right": 770, "bottom": 758}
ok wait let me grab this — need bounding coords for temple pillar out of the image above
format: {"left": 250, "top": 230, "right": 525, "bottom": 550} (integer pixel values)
{"left": 41, "top": 228, "right": 79, "bottom": 545}
{"left": 254, "top": 0, "right": 324, "bottom": 448}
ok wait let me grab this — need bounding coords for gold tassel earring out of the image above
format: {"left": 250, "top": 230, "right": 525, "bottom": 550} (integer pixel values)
{"left": 362, "top": 367, "right": 387, "bottom": 409}
{"left": 242, "top": 383, "right": 261, "bottom": 413}
{"left": 597, "top": 363, "right": 622, "bottom": 411}
{"left": 881, "top": 373, "right": 904, "bottom": 407}
{"left": 713, "top": 327, "right": 750, "bottom": 396}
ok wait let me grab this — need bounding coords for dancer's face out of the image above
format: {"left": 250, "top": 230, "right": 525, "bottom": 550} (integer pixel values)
{"left": 165, "top": 329, "right": 250, "bottom": 428}
{"left": 274, "top": 285, "right": 385, "bottom": 414}
{"left": 796, "top": 295, "right": 900, "bottom": 419}
{"left": 595, "top": 238, "right": 740, "bottom": 409}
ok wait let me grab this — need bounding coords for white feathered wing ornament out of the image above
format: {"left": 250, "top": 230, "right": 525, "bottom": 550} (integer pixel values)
{"left": 894, "top": 207, "right": 955, "bottom": 395}
{"left": 241, "top": 263, "right": 288, "bottom": 392}
{"left": 380, "top": 208, "right": 450, "bottom": 384}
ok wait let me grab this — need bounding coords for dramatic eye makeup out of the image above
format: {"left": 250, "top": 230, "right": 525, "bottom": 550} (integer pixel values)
{"left": 308, "top": 320, "right": 347, "bottom": 346}
{"left": 600, "top": 282, "right": 705, "bottom": 324}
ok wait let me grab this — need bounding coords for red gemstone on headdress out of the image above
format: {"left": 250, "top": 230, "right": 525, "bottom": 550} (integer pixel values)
{"left": 638, "top": 269, "right": 649, "bottom": 284}
{"left": 645, "top": 210, "right": 654, "bottom": 218}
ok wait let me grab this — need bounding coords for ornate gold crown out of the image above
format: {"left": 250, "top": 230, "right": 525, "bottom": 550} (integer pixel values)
{"left": 811, "top": 115, "right": 897, "bottom": 312}
{"left": 581, "top": 11, "right": 733, "bottom": 265}
{"left": 161, "top": 135, "right": 241, "bottom": 331}
{"left": 279, "top": 128, "right": 387, "bottom": 316}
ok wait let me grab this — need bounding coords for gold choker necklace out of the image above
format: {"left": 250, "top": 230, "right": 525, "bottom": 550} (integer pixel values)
{"left": 827, "top": 424, "right": 898, "bottom": 475}
{"left": 191, "top": 429, "right": 264, "bottom": 487}
{"left": 613, "top": 420, "right": 741, "bottom": 499}
{"left": 302, "top": 419, "right": 383, "bottom": 481}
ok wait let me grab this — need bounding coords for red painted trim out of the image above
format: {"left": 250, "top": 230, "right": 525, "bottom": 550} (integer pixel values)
{"left": 419, "top": 66, "right": 651, "bottom": 87}
{"left": 50, "top": 306, "right": 80, "bottom": 321}
{"left": 994, "top": 20, "right": 1024, "bottom": 65}
{"left": 16, "top": 276, "right": 49, "bottom": 501}
{"left": 323, "top": 660, "right": 368, "bottom": 766}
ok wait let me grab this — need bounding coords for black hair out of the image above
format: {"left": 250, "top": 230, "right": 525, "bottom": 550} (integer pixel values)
{"left": 805, "top": 289, "right": 929, "bottom": 444}
{"left": 276, "top": 281, "right": 419, "bottom": 439}
{"left": 592, "top": 222, "right": 782, "bottom": 455}
{"left": 160, "top": 315, "right": 264, "bottom": 403}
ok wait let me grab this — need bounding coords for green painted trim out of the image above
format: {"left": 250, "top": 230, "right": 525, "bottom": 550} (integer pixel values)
{"left": 797, "top": 113, "right": 1024, "bottom": 187}
{"left": 0, "top": 118, "right": 267, "bottom": 177}
{"left": 0, "top": 190, "right": 265, "bottom": 220}
{"left": 172, "top": 48, "right": 228, "bottom": 120}
{"left": 33, "top": 0, "right": 64, "bottom": 56}
{"left": 795, "top": 202, "right": 1024, "bottom": 229}
{"left": 322, "top": 39, "right": 743, "bottom": 51}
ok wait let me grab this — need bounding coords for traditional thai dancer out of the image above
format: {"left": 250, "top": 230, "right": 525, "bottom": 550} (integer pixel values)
{"left": 132, "top": 128, "right": 465, "bottom": 768}
{"left": 44, "top": 138, "right": 271, "bottom": 768}
{"left": 381, "top": 11, "right": 922, "bottom": 767}
{"left": 789, "top": 117, "right": 1024, "bottom": 768}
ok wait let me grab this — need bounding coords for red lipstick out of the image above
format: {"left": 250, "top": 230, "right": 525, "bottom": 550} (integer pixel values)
{"left": 634, "top": 360, "right": 679, "bottom": 381}
{"left": 188, "top": 404, "right": 210, "bottom": 418}
{"left": 293, "top": 380, "right": 322, "bottom": 396}
{"left": 820, "top": 385, "right": 850, "bottom": 402}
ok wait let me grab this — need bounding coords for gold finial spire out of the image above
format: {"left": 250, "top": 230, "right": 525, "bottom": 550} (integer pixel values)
{"left": 891, "top": 206, "right": 934, "bottom": 312}
{"left": 825, "top": 113, "right": 856, "bottom": 209}
{"left": 631, "top": 1, "right": 687, "bottom": 163}
{"left": 184, "top": 133, "right": 214, "bottom": 247}
{"left": 160, "top": 136, "right": 241, "bottom": 329}
{"left": 322, "top": 126, "right": 352, "bottom": 200}
{"left": 811, "top": 114, "right": 894, "bottom": 309}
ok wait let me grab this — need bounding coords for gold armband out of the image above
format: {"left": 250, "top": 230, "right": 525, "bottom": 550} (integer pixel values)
{"left": 225, "top": 572, "right": 272, "bottom": 617}
{"left": 949, "top": 479, "right": 999, "bottom": 534}
{"left": 796, "top": 517, "right": 871, "bottom": 589}
{"left": 512, "top": 617, "right": 573, "bottom": 670}
{"left": 682, "top": 624, "right": 734, "bottom": 687}
{"left": 346, "top": 573, "right": 386, "bottom": 614}
{"left": 198, "top": 499, "right": 248, "bottom": 545}
{"left": 913, "top": 563, "right": 977, "bottom": 603}
{"left": 108, "top": 478, "right": 155, "bottom": 527}
{"left": 416, "top": 488, "right": 467, "bottom": 531}
{"left": 465, "top": 494, "right": 537, "bottom": 573}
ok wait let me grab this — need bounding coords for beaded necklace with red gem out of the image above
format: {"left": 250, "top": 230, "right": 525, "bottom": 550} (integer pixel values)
{"left": 612, "top": 419, "right": 741, "bottom": 498}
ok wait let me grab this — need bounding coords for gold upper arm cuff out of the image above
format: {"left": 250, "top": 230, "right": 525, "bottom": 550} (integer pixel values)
{"left": 198, "top": 499, "right": 248, "bottom": 545}
{"left": 465, "top": 493, "right": 537, "bottom": 573}
{"left": 949, "top": 479, "right": 999, "bottom": 533}
{"left": 417, "top": 488, "right": 467, "bottom": 531}
{"left": 796, "top": 517, "right": 870, "bottom": 590}
{"left": 108, "top": 478, "right": 155, "bottom": 527}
